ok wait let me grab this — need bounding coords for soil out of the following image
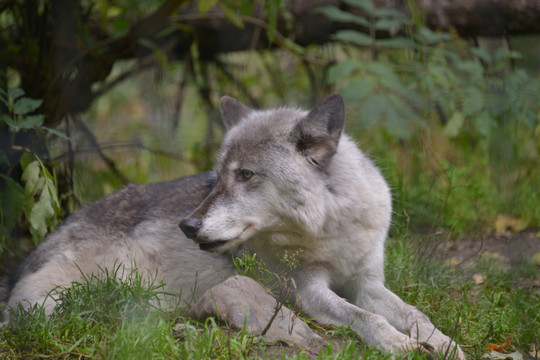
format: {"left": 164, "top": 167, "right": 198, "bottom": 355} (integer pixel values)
{"left": 442, "top": 231, "right": 540, "bottom": 270}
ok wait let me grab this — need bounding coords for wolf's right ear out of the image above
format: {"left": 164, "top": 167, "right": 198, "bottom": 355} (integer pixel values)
{"left": 220, "top": 96, "right": 253, "bottom": 130}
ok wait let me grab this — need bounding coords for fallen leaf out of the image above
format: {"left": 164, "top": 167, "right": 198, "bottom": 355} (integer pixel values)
{"left": 472, "top": 273, "right": 485, "bottom": 285}
{"left": 488, "top": 334, "right": 514, "bottom": 353}
{"left": 530, "top": 344, "right": 538, "bottom": 358}
{"left": 495, "top": 215, "right": 528, "bottom": 235}
{"left": 531, "top": 252, "right": 540, "bottom": 266}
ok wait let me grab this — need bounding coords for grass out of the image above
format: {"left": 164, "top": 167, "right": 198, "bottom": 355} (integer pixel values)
{"left": 1, "top": 235, "right": 538, "bottom": 359}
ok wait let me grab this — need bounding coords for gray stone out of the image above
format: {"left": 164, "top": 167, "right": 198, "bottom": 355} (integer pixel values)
{"left": 190, "top": 275, "right": 320, "bottom": 346}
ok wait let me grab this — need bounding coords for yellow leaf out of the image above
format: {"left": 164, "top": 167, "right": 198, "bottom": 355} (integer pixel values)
{"left": 495, "top": 215, "right": 529, "bottom": 235}
{"left": 472, "top": 273, "right": 485, "bottom": 285}
{"left": 531, "top": 252, "right": 540, "bottom": 266}
{"left": 488, "top": 334, "right": 514, "bottom": 353}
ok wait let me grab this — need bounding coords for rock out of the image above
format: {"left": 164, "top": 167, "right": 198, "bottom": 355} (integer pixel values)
{"left": 190, "top": 275, "right": 320, "bottom": 346}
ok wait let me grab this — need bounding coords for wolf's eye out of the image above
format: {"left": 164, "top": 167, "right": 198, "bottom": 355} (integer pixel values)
{"left": 238, "top": 169, "right": 254, "bottom": 181}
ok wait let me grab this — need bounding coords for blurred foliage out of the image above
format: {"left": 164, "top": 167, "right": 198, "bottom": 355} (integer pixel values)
{"left": 320, "top": 0, "right": 540, "bottom": 234}
{"left": 1, "top": 0, "right": 540, "bottom": 269}
{"left": 0, "top": 88, "right": 64, "bottom": 260}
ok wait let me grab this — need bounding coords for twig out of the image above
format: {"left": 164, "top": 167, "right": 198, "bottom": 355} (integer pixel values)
{"left": 215, "top": 59, "right": 260, "bottom": 107}
{"left": 54, "top": 141, "right": 188, "bottom": 163}
{"left": 171, "top": 55, "right": 192, "bottom": 133}
{"left": 72, "top": 117, "right": 129, "bottom": 185}
{"left": 173, "top": 13, "right": 327, "bottom": 66}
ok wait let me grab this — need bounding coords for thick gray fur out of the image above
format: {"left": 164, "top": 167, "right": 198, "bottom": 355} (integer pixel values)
{"left": 1, "top": 94, "right": 464, "bottom": 359}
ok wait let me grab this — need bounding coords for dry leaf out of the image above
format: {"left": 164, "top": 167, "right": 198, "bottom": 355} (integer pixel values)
{"left": 472, "top": 273, "right": 485, "bottom": 285}
{"left": 531, "top": 252, "right": 540, "bottom": 266}
{"left": 495, "top": 215, "right": 528, "bottom": 235}
{"left": 530, "top": 344, "right": 538, "bottom": 358}
{"left": 488, "top": 334, "right": 514, "bottom": 353}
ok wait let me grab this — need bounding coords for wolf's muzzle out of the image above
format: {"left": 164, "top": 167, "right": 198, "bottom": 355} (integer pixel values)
{"left": 178, "top": 218, "right": 201, "bottom": 240}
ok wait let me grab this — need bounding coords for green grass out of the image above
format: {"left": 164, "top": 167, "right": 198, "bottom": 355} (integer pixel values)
{"left": 1, "top": 237, "right": 538, "bottom": 359}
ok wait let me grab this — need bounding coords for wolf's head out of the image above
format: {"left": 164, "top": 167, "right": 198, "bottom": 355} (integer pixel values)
{"left": 179, "top": 94, "right": 345, "bottom": 253}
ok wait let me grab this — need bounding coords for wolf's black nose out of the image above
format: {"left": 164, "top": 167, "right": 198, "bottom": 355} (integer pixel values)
{"left": 179, "top": 218, "right": 201, "bottom": 239}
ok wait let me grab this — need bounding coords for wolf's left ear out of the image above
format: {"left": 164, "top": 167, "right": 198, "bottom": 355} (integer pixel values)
{"left": 292, "top": 93, "right": 345, "bottom": 168}
{"left": 220, "top": 96, "right": 253, "bottom": 130}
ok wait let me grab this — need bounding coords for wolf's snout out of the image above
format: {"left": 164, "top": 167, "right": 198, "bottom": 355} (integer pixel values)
{"left": 179, "top": 218, "right": 201, "bottom": 239}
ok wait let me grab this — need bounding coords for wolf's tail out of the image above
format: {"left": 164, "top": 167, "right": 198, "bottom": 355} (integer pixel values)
{"left": 0, "top": 275, "right": 9, "bottom": 304}
{"left": 0, "top": 275, "right": 10, "bottom": 324}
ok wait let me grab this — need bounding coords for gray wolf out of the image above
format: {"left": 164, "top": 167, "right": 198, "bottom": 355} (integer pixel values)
{"left": 1, "top": 94, "right": 464, "bottom": 358}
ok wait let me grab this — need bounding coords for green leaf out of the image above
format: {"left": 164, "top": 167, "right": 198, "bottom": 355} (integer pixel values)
{"left": 111, "top": 18, "right": 130, "bottom": 35}
{"left": 220, "top": 3, "right": 244, "bottom": 29}
{"left": 198, "top": 0, "right": 218, "bottom": 14}
{"left": 8, "top": 87, "right": 24, "bottom": 100}
{"left": 29, "top": 186, "right": 55, "bottom": 239}
{"left": 385, "top": 102, "right": 412, "bottom": 139}
{"left": 380, "top": 78, "right": 425, "bottom": 109}
{"left": 1, "top": 113, "right": 16, "bottom": 129}
{"left": 138, "top": 38, "right": 168, "bottom": 68}
{"left": 19, "top": 152, "right": 34, "bottom": 170}
{"left": 21, "top": 161, "right": 42, "bottom": 196}
{"left": 361, "top": 93, "right": 386, "bottom": 127}
{"left": 428, "top": 64, "right": 455, "bottom": 88}
{"left": 443, "top": 112, "right": 465, "bottom": 138}
{"left": 0, "top": 174, "right": 24, "bottom": 232}
{"left": 343, "top": 0, "right": 376, "bottom": 16}
{"left": 328, "top": 60, "right": 363, "bottom": 82}
{"left": 16, "top": 114, "right": 45, "bottom": 129}
{"left": 0, "top": 93, "right": 9, "bottom": 108}
{"left": 473, "top": 111, "right": 494, "bottom": 138}
{"left": 416, "top": 27, "right": 452, "bottom": 45}
{"left": 374, "top": 18, "right": 408, "bottom": 31}
{"left": 42, "top": 126, "right": 71, "bottom": 140}
{"left": 43, "top": 172, "right": 60, "bottom": 210}
{"left": 333, "top": 30, "right": 373, "bottom": 46}
{"left": 462, "top": 87, "right": 484, "bottom": 116}
{"left": 341, "top": 77, "right": 377, "bottom": 102}
{"left": 456, "top": 61, "right": 484, "bottom": 83}
{"left": 375, "top": 37, "right": 415, "bottom": 49}
{"left": 314, "top": 6, "right": 370, "bottom": 27}
{"left": 282, "top": 38, "right": 306, "bottom": 55}
{"left": 264, "top": 0, "right": 278, "bottom": 41}
{"left": 13, "top": 97, "right": 42, "bottom": 115}
{"left": 388, "top": 93, "right": 426, "bottom": 128}
{"left": 470, "top": 47, "right": 492, "bottom": 64}
{"left": 21, "top": 159, "right": 60, "bottom": 241}
{"left": 366, "top": 62, "right": 398, "bottom": 81}
{"left": 373, "top": 8, "right": 409, "bottom": 19}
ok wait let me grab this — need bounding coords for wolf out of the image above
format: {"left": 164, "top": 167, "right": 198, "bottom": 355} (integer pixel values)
{"left": 1, "top": 93, "right": 464, "bottom": 358}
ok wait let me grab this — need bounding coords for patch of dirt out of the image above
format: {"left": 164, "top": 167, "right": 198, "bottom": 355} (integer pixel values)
{"left": 442, "top": 231, "right": 540, "bottom": 270}
{"left": 249, "top": 324, "right": 353, "bottom": 360}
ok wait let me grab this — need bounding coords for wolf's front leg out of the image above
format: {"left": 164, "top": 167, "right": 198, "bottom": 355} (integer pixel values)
{"left": 293, "top": 268, "right": 428, "bottom": 355}
{"left": 351, "top": 279, "right": 465, "bottom": 359}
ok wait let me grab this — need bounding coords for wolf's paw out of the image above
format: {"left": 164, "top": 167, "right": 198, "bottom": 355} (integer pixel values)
{"left": 411, "top": 327, "right": 465, "bottom": 359}
{"left": 414, "top": 341, "right": 465, "bottom": 360}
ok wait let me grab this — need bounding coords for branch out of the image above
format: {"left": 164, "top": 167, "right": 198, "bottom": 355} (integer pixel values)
{"left": 71, "top": 117, "right": 130, "bottom": 185}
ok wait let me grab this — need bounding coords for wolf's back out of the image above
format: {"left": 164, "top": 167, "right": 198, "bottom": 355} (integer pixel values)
{"left": 3, "top": 171, "right": 217, "bottom": 305}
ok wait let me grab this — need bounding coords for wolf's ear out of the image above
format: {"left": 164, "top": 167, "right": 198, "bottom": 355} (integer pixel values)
{"left": 292, "top": 93, "right": 345, "bottom": 168}
{"left": 220, "top": 96, "right": 253, "bottom": 130}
